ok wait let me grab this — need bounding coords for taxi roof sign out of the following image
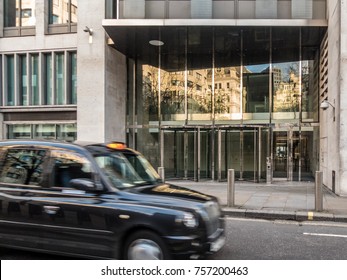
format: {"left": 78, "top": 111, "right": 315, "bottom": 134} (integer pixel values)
{"left": 106, "top": 142, "right": 127, "bottom": 150}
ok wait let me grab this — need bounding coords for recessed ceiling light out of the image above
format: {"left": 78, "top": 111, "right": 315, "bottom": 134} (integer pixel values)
{"left": 149, "top": 40, "right": 164, "bottom": 46}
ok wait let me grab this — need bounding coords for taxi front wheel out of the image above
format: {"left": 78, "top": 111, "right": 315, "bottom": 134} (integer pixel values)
{"left": 123, "top": 230, "right": 171, "bottom": 260}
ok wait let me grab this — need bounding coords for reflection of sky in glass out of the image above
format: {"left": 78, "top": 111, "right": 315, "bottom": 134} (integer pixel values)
{"left": 246, "top": 64, "right": 269, "bottom": 73}
{"left": 246, "top": 62, "right": 301, "bottom": 80}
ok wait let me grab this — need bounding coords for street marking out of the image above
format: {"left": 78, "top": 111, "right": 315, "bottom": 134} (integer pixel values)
{"left": 303, "top": 232, "right": 347, "bottom": 238}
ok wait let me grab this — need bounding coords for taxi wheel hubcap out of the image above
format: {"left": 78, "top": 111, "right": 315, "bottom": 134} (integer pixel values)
{"left": 128, "top": 239, "right": 163, "bottom": 260}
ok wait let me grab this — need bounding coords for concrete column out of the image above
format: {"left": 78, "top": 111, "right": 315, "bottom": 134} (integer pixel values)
{"left": 76, "top": 1, "right": 106, "bottom": 142}
{"left": 77, "top": 1, "right": 127, "bottom": 143}
{"left": 339, "top": 0, "right": 347, "bottom": 196}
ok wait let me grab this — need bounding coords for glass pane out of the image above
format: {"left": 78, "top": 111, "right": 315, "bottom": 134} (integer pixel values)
{"left": 200, "top": 130, "right": 211, "bottom": 179}
{"left": 135, "top": 128, "right": 160, "bottom": 169}
{"left": 44, "top": 53, "right": 53, "bottom": 105}
{"left": 31, "top": 54, "right": 39, "bottom": 105}
{"left": 19, "top": 55, "right": 28, "bottom": 106}
{"left": 301, "top": 60, "right": 317, "bottom": 122}
{"left": 57, "top": 124, "right": 77, "bottom": 141}
{"left": 105, "top": 0, "right": 117, "bottom": 19}
{"left": 301, "top": 28, "right": 321, "bottom": 122}
{"left": 21, "top": 0, "right": 36, "bottom": 26}
{"left": 49, "top": 0, "right": 70, "bottom": 24}
{"left": 4, "top": 0, "right": 19, "bottom": 27}
{"left": 273, "top": 131, "right": 288, "bottom": 178}
{"left": 272, "top": 27, "right": 300, "bottom": 120}
{"left": 6, "top": 55, "right": 15, "bottom": 106}
{"left": 227, "top": 130, "right": 241, "bottom": 178}
{"left": 214, "top": 27, "right": 242, "bottom": 122}
{"left": 242, "top": 28, "right": 270, "bottom": 122}
{"left": 52, "top": 150, "right": 93, "bottom": 188}
{"left": 242, "top": 130, "right": 257, "bottom": 180}
{"left": 187, "top": 27, "right": 213, "bottom": 123}
{"left": 70, "top": 0, "right": 78, "bottom": 23}
{"left": 142, "top": 65, "right": 159, "bottom": 122}
{"left": 0, "top": 149, "right": 46, "bottom": 186}
{"left": 7, "top": 124, "right": 32, "bottom": 139}
{"left": 34, "top": 124, "right": 56, "bottom": 139}
{"left": 160, "top": 27, "right": 186, "bottom": 122}
{"left": 55, "top": 53, "right": 65, "bottom": 105}
{"left": 69, "top": 52, "right": 77, "bottom": 104}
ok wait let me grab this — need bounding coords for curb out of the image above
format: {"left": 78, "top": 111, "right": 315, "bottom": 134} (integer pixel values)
{"left": 222, "top": 208, "right": 347, "bottom": 223}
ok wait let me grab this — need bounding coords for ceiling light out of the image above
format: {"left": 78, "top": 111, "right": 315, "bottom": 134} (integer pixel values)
{"left": 149, "top": 40, "right": 164, "bottom": 46}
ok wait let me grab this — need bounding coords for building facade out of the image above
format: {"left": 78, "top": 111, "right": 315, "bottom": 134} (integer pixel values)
{"left": 0, "top": 0, "right": 346, "bottom": 196}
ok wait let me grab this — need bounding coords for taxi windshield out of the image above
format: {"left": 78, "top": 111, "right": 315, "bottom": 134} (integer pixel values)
{"left": 94, "top": 152, "right": 161, "bottom": 189}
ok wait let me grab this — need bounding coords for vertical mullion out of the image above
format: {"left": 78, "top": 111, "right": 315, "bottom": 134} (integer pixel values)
{"left": 52, "top": 52, "right": 56, "bottom": 105}
{"left": 14, "top": 54, "right": 19, "bottom": 106}
{"left": 64, "top": 50, "right": 68, "bottom": 105}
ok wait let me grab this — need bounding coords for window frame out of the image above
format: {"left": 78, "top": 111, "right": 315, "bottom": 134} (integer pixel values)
{"left": 1, "top": 51, "right": 77, "bottom": 107}
{"left": 3, "top": 0, "right": 36, "bottom": 37}
{"left": 0, "top": 147, "right": 48, "bottom": 187}
{"left": 49, "top": 149, "right": 96, "bottom": 189}
{"left": 47, "top": 0, "right": 78, "bottom": 34}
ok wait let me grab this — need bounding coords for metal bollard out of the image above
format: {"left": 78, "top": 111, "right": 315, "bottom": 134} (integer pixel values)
{"left": 315, "top": 171, "right": 323, "bottom": 212}
{"left": 158, "top": 167, "right": 165, "bottom": 183}
{"left": 227, "top": 169, "right": 235, "bottom": 207}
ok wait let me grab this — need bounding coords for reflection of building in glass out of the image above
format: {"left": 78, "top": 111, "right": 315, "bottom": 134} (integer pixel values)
{"left": 273, "top": 71, "right": 301, "bottom": 113}
{"left": 21, "top": 0, "right": 36, "bottom": 26}
{"left": 4, "top": 0, "right": 36, "bottom": 27}
{"left": 211, "top": 67, "right": 241, "bottom": 116}
{"left": 50, "top": 0, "right": 78, "bottom": 24}
{"left": 142, "top": 66, "right": 242, "bottom": 119}
{"left": 242, "top": 67, "right": 269, "bottom": 113}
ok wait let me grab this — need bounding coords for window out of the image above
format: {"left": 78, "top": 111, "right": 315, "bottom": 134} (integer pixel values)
{"left": 6, "top": 55, "right": 15, "bottom": 106}
{"left": 51, "top": 151, "right": 93, "bottom": 188}
{"left": 19, "top": 55, "right": 28, "bottom": 106}
{"left": 7, "top": 124, "right": 77, "bottom": 142}
{"left": 4, "top": 0, "right": 36, "bottom": 27}
{"left": 34, "top": 124, "right": 56, "bottom": 139}
{"left": 55, "top": 53, "right": 65, "bottom": 105}
{"left": 68, "top": 52, "right": 77, "bottom": 104}
{"left": 0, "top": 149, "right": 46, "bottom": 186}
{"left": 48, "top": 0, "right": 78, "bottom": 33}
{"left": 44, "top": 53, "right": 53, "bottom": 105}
{"left": 31, "top": 54, "right": 39, "bottom": 105}
{"left": 3, "top": 0, "right": 36, "bottom": 36}
{"left": 105, "top": 0, "right": 118, "bottom": 19}
{"left": 1, "top": 52, "right": 77, "bottom": 107}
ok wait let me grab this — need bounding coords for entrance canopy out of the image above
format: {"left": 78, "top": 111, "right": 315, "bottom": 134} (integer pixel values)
{"left": 103, "top": 19, "right": 327, "bottom": 71}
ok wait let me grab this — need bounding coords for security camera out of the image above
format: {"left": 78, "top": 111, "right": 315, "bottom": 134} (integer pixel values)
{"left": 83, "top": 26, "right": 93, "bottom": 35}
{"left": 320, "top": 100, "right": 329, "bottom": 110}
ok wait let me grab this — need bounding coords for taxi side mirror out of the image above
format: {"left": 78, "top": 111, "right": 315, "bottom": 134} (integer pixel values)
{"left": 69, "top": 178, "right": 103, "bottom": 192}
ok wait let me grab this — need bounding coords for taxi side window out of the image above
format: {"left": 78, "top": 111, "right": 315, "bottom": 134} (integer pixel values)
{"left": 52, "top": 151, "right": 94, "bottom": 188}
{"left": 0, "top": 149, "right": 46, "bottom": 186}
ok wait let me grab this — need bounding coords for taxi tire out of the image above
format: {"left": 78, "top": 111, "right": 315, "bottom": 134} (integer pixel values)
{"left": 123, "top": 230, "right": 171, "bottom": 260}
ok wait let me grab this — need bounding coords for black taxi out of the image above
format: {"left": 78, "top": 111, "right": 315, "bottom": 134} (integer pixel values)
{"left": 0, "top": 140, "right": 225, "bottom": 259}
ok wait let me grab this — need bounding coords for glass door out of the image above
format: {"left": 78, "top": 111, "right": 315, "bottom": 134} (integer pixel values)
{"left": 162, "top": 127, "right": 211, "bottom": 181}
{"left": 273, "top": 131, "right": 288, "bottom": 179}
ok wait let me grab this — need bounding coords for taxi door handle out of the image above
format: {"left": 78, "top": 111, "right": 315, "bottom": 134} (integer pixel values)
{"left": 44, "top": 205, "right": 60, "bottom": 215}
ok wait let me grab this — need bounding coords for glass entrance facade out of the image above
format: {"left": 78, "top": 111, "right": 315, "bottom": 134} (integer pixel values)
{"left": 125, "top": 26, "right": 325, "bottom": 181}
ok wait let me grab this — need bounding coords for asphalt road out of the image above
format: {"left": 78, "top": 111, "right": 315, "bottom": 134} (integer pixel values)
{"left": 209, "top": 217, "right": 347, "bottom": 260}
{"left": 1, "top": 218, "right": 347, "bottom": 260}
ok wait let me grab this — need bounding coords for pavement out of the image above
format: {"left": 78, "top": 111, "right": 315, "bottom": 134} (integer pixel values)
{"left": 166, "top": 179, "right": 347, "bottom": 223}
